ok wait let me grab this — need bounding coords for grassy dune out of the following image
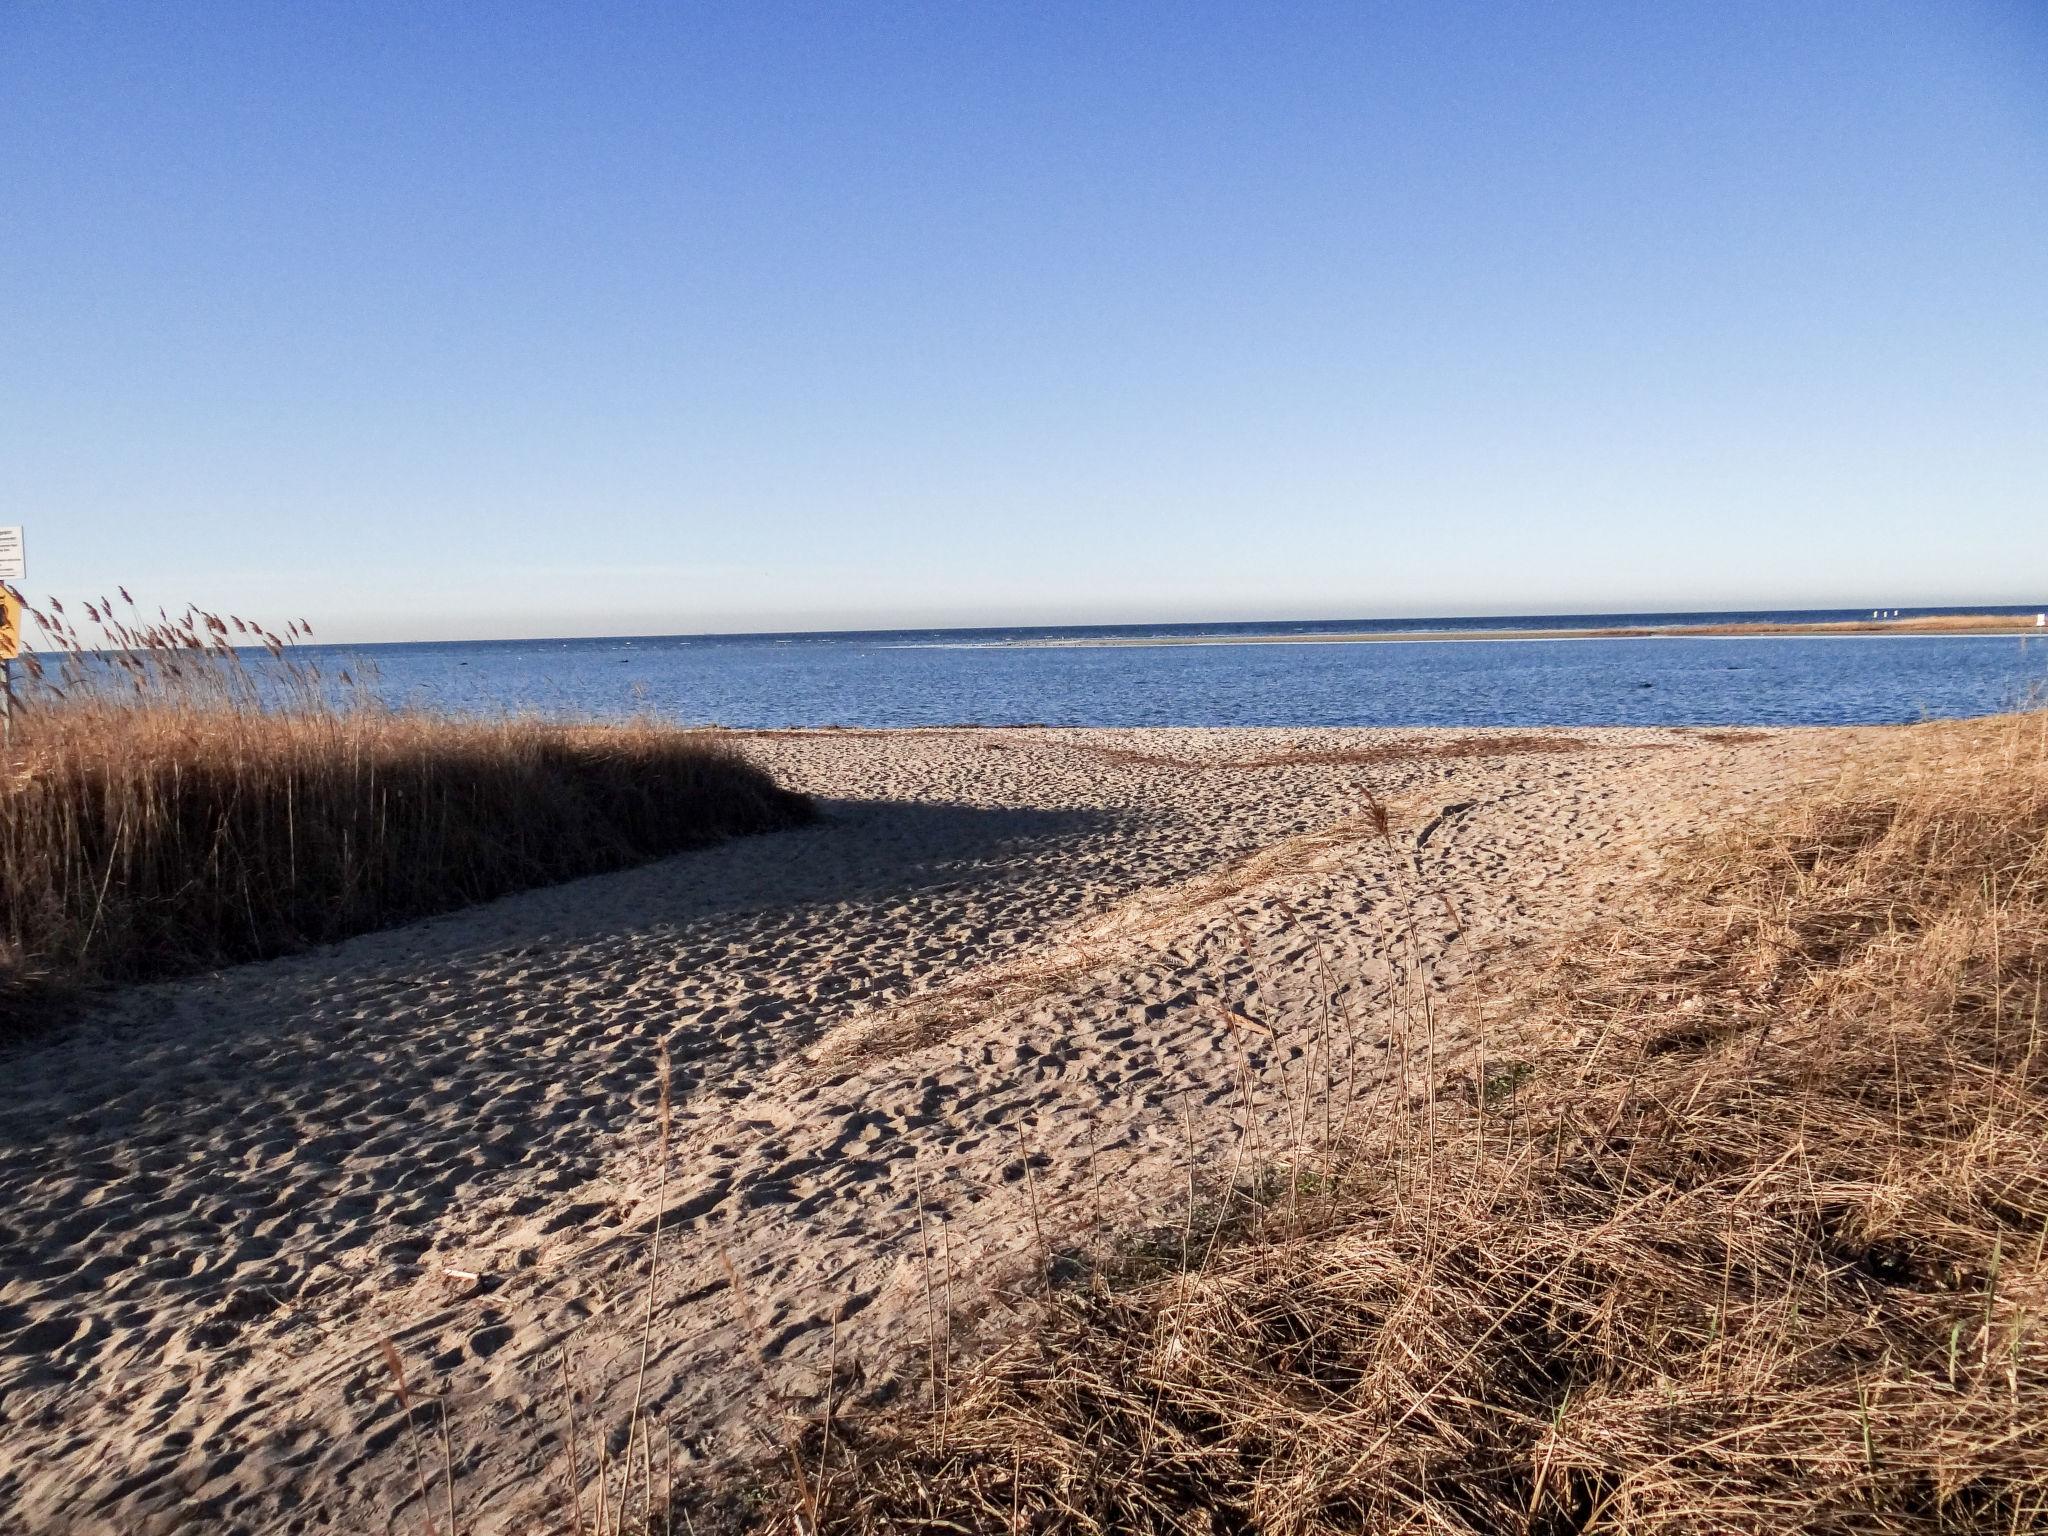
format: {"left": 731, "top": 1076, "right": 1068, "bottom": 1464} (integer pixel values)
{"left": 0, "top": 597, "right": 811, "bottom": 1015}
{"left": 802, "top": 712, "right": 2048, "bottom": 1533}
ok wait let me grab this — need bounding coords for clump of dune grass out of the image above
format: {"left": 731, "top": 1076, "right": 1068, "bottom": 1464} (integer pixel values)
{"left": 798, "top": 711, "right": 2048, "bottom": 1534}
{"left": 0, "top": 590, "right": 811, "bottom": 1016}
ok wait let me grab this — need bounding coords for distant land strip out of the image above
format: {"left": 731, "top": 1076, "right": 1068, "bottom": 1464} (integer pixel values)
{"left": 994, "top": 612, "right": 2047, "bottom": 648}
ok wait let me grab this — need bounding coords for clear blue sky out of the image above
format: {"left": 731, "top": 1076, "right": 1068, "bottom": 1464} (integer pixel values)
{"left": 3, "top": 2, "right": 2043, "bottom": 641}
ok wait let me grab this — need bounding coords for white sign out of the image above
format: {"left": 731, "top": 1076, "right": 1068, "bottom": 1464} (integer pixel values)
{"left": 0, "top": 527, "right": 21, "bottom": 583}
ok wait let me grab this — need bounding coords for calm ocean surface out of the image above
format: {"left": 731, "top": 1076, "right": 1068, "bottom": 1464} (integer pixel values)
{"left": 313, "top": 608, "right": 2048, "bottom": 730}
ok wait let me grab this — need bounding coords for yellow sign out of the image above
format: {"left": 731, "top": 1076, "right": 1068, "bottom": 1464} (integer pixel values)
{"left": 0, "top": 587, "right": 21, "bottom": 661}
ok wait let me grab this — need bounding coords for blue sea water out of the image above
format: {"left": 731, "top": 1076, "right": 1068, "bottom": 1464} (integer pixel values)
{"left": 311, "top": 608, "right": 2048, "bottom": 730}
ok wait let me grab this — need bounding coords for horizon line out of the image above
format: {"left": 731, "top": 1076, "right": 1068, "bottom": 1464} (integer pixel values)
{"left": 297, "top": 600, "right": 2048, "bottom": 650}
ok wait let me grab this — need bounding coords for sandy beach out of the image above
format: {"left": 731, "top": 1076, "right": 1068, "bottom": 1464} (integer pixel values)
{"left": 0, "top": 724, "right": 1861, "bottom": 1534}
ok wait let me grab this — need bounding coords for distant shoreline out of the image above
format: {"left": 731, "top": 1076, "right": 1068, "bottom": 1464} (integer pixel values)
{"left": 967, "top": 613, "right": 2047, "bottom": 649}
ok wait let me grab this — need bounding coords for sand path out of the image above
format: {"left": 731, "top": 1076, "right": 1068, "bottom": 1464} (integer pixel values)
{"left": 0, "top": 726, "right": 1847, "bottom": 1533}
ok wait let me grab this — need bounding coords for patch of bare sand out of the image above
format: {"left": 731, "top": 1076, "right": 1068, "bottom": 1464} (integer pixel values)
{"left": 0, "top": 725, "right": 1862, "bottom": 1534}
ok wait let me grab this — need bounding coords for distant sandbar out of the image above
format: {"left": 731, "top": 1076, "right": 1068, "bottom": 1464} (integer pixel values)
{"left": 990, "top": 613, "right": 2044, "bottom": 648}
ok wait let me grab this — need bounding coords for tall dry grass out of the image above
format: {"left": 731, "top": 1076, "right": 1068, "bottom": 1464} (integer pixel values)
{"left": 796, "top": 711, "right": 2048, "bottom": 1534}
{"left": 0, "top": 591, "right": 811, "bottom": 1016}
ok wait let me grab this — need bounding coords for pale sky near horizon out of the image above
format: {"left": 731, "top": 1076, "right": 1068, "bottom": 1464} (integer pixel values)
{"left": 3, "top": 2, "right": 2044, "bottom": 643}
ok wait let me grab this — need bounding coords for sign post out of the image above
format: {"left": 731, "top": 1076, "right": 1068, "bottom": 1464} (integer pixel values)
{"left": 0, "top": 527, "right": 24, "bottom": 752}
{"left": 0, "top": 586, "right": 19, "bottom": 749}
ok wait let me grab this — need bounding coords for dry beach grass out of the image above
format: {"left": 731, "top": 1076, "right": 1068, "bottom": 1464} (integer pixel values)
{"left": 801, "top": 712, "right": 2048, "bottom": 1534}
{"left": 0, "top": 594, "right": 810, "bottom": 1017}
